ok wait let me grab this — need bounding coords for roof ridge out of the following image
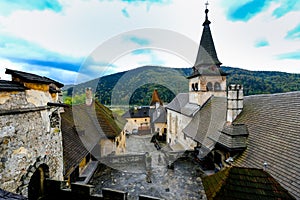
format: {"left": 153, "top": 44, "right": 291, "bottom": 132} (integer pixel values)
{"left": 245, "top": 91, "right": 300, "bottom": 98}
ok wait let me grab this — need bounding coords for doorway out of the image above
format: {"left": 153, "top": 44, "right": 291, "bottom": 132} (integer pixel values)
{"left": 28, "top": 164, "right": 49, "bottom": 200}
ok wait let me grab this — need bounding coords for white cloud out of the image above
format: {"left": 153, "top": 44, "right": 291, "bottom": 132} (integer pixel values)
{"left": 0, "top": 59, "right": 26, "bottom": 80}
{"left": 0, "top": 0, "right": 300, "bottom": 83}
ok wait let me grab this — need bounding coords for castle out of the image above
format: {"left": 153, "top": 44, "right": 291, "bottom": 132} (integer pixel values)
{"left": 1, "top": 4, "right": 300, "bottom": 200}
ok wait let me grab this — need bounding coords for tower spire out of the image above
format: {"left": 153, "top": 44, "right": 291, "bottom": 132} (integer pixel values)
{"left": 203, "top": 1, "right": 211, "bottom": 26}
{"left": 192, "top": 1, "right": 222, "bottom": 74}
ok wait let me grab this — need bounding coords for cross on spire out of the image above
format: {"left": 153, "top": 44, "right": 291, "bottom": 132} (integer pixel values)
{"left": 205, "top": 1, "right": 209, "bottom": 9}
{"left": 203, "top": 0, "right": 210, "bottom": 26}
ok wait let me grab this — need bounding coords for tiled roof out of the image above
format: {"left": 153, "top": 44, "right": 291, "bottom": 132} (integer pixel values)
{"left": 122, "top": 106, "right": 150, "bottom": 118}
{"left": 5, "top": 68, "right": 64, "bottom": 88}
{"left": 183, "top": 97, "right": 227, "bottom": 154}
{"left": 61, "top": 101, "right": 121, "bottom": 173}
{"left": 166, "top": 93, "right": 199, "bottom": 117}
{"left": 151, "top": 106, "right": 167, "bottom": 123}
{"left": 166, "top": 93, "right": 188, "bottom": 112}
{"left": 0, "top": 80, "right": 27, "bottom": 91}
{"left": 221, "top": 124, "right": 249, "bottom": 136}
{"left": 203, "top": 166, "right": 296, "bottom": 200}
{"left": 150, "top": 89, "right": 163, "bottom": 106}
{"left": 233, "top": 91, "right": 300, "bottom": 199}
{"left": 217, "top": 124, "right": 249, "bottom": 150}
{"left": 61, "top": 107, "right": 90, "bottom": 176}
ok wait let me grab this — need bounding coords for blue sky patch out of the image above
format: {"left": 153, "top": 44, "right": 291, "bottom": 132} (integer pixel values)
{"left": 0, "top": 33, "right": 82, "bottom": 73}
{"left": 255, "top": 39, "right": 270, "bottom": 47}
{"left": 0, "top": 0, "right": 62, "bottom": 15}
{"left": 131, "top": 49, "right": 152, "bottom": 55}
{"left": 126, "top": 36, "right": 151, "bottom": 46}
{"left": 285, "top": 23, "right": 300, "bottom": 40}
{"left": 122, "top": 7, "right": 130, "bottom": 18}
{"left": 227, "top": 0, "right": 269, "bottom": 21}
{"left": 277, "top": 51, "right": 300, "bottom": 60}
{"left": 121, "top": 0, "right": 171, "bottom": 4}
{"left": 6, "top": 57, "right": 81, "bottom": 72}
{"left": 272, "top": 0, "right": 299, "bottom": 18}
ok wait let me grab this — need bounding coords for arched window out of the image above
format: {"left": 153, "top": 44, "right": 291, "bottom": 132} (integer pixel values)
{"left": 206, "top": 82, "right": 213, "bottom": 91}
{"left": 191, "top": 83, "right": 195, "bottom": 91}
{"left": 214, "top": 82, "right": 221, "bottom": 91}
{"left": 195, "top": 83, "right": 199, "bottom": 91}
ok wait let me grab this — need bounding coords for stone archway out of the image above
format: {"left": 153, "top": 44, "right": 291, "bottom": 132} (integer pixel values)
{"left": 28, "top": 164, "right": 49, "bottom": 200}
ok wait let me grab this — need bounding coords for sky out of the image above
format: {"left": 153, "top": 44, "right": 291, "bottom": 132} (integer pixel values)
{"left": 0, "top": 0, "right": 300, "bottom": 85}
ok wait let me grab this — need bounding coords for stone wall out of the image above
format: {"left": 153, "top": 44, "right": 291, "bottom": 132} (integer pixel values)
{"left": 167, "top": 110, "right": 194, "bottom": 149}
{"left": 0, "top": 90, "right": 64, "bottom": 197}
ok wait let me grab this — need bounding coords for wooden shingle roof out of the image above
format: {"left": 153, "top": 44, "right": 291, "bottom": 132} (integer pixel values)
{"left": 218, "top": 124, "right": 249, "bottom": 151}
{"left": 233, "top": 91, "right": 300, "bottom": 199}
{"left": 61, "top": 107, "right": 90, "bottom": 176}
{"left": 203, "top": 167, "right": 295, "bottom": 200}
{"left": 61, "top": 101, "right": 121, "bottom": 174}
{"left": 5, "top": 68, "right": 64, "bottom": 88}
{"left": 194, "top": 9, "right": 222, "bottom": 68}
{"left": 151, "top": 106, "right": 167, "bottom": 123}
{"left": 183, "top": 97, "right": 227, "bottom": 155}
{"left": 166, "top": 93, "right": 199, "bottom": 117}
{"left": 150, "top": 89, "right": 163, "bottom": 106}
{"left": 0, "top": 80, "right": 27, "bottom": 91}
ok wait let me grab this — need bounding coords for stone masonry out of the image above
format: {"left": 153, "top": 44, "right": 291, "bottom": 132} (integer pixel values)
{"left": 0, "top": 90, "right": 64, "bottom": 197}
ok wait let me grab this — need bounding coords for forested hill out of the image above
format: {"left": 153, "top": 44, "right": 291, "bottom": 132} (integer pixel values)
{"left": 64, "top": 66, "right": 300, "bottom": 105}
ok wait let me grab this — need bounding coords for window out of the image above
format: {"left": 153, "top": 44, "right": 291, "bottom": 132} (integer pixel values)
{"left": 134, "top": 120, "right": 137, "bottom": 122}
{"left": 214, "top": 82, "right": 221, "bottom": 91}
{"left": 145, "top": 119, "right": 147, "bottom": 121}
{"left": 206, "top": 82, "right": 213, "bottom": 91}
{"left": 195, "top": 83, "right": 199, "bottom": 91}
{"left": 191, "top": 83, "right": 195, "bottom": 91}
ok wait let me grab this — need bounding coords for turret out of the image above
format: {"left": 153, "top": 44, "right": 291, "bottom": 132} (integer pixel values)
{"left": 188, "top": 6, "right": 227, "bottom": 106}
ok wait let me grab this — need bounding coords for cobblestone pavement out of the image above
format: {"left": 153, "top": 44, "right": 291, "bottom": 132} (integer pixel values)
{"left": 91, "top": 157, "right": 206, "bottom": 200}
{"left": 91, "top": 134, "right": 207, "bottom": 200}
{"left": 125, "top": 134, "right": 156, "bottom": 154}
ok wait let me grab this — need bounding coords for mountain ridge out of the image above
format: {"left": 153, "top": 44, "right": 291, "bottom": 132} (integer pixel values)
{"left": 63, "top": 66, "right": 300, "bottom": 106}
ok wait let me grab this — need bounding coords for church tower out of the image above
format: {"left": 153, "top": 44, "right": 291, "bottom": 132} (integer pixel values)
{"left": 188, "top": 4, "right": 227, "bottom": 106}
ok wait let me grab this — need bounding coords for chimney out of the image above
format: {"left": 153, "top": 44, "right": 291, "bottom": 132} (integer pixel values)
{"left": 227, "top": 84, "right": 243, "bottom": 123}
{"left": 85, "top": 87, "right": 93, "bottom": 106}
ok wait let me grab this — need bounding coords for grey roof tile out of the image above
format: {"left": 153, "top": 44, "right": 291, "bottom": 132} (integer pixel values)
{"left": 166, "top": 93, "right": 199, "bottom": 117}
{"left": 151, "top": 106, "right": 167, "bottom": 123}
{"left": 183, "top": 97, "right": 227, "bottom": 151}
{"left": 203, "top": 167, "right": 296, "bottom": 200}
{"left": 233, "top": 91, "right": 300, "bottom": 199}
